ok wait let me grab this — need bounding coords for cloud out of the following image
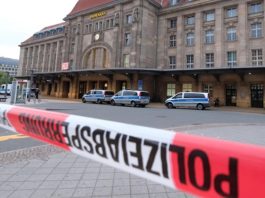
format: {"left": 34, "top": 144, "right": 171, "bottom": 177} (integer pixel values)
{"left": 0, "top": 0, "right": 77, "bottom": 59}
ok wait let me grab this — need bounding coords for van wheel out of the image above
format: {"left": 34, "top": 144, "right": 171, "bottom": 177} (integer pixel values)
{"left": 111, "top": 100, "right": 115, "bottom": 106}
{"left": 82, "top": 98, "right": 86, "bottom": 103}
{"left": 166, "top": 103, "right": 174, "bottom": 109}
{"left": 96, "top": 99, "right": 102, "bottom": 104}
{"left": 197, "top": 104, "right": 204, "bottom": 110}
{"left": 131, "top": 101, "right": 136, "bottom": 107}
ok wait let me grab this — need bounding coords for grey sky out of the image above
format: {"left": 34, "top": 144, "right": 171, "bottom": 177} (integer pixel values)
{"left": 0, "top": 0, "right": 77, "bottom": 59}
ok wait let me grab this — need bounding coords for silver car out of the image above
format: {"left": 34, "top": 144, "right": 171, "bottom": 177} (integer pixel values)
{"left": 82, "top": 90, "right": 114, "bottom": 104}
{"left": 110, "top": 90, "right": 150, "bottom": 107}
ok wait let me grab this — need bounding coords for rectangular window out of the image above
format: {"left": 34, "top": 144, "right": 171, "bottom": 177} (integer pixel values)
{"left": 182, "top": 83, "right": 192, "bottom": 92}
{"left": 186, "top": 54, "right": 194, "bottom": 68}
{"left": 227, "top": 27, "right": 237, "bottom": 41}
{"left": 205, "top": 30, "right": 214, "bottom": 44}
{"left": 110, "top": 19, "right": 114, "bottom": 27}
{"left": 89, "top": 24, "right": 93, "bottom": 33}
{"left": 99, "top": 21, "right": 103, "bottom": 31}
{"left": 204, "top": 11, "right": 215, "bottom": 22}
{"left": 70, "top": 43, "right": 75, "bottom": 53}
{"left": 226, "top": 7, "right": 237, "bottom": 18}
{"left": 167, "top": 83, "right": 176, "bottom": 97}
{"left": 205, "top": 53, "right": 214, "bottom": 68}
{"left": 203, "top": 84, "right": 213, "bottom": 97}
{"left": 169, "top": 19, "right": 177, "bottom": 28}
{"left": 125, "top": 33, "right": 131, "bottom": 46}
{"left": 106, "top": 20, "right": 110, "bottom": 29}
{"left": 185, "top": 15, "right": 195, "bottom": 25}
{"left": 249, "top": 2, "right": 263, "bottom": 14}
{"left": 169, "top": 35, "right": 176, "bottom": 47}
{"left": 123, "top": 54, "right": 130, "bottom": 68}
{"left": 252, "top": 49, "right": 263, "bottom": 66}
{"left": 227, "top": 51, "right": 237, "bottom": 67}
{"left": 251, "top": 22, "right": 262, "bottom": 38}
{"left": 186, "top": 32, "right": 194, "bottom": 46}
{"left": 126, "top": 14, "right": 133, "bottom": 24}
{"left": 170, "top": 0, "right": 180, "bottom": 6}
{"left": 169, "top": 56, "right": 176, "bottom": 69}
{"left": 95, "top": 23, "right": 99, "bottom": 31}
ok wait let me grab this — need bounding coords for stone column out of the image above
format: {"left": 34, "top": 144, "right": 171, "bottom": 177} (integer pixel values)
{"left": 43, "top": 44, "right": 47, "bottom": 72}
{"left": 238, "top": 2, "right": 247, "bottom": 67}
{"left": 37, "top": 45, "right": 41, "bottom": 71}
{"left": 215, "top": 8, "right": 224, "bottom": 68}
{"left": 48, "top": 43, "right": 53, "bottom": 72}
{"left": 194, "top": 12, "right": 202, "bottom": 68}
{"left": 176, "top": 16, "right": 183, "bottom": 68}
{"left": 55, "top": 41, "right": 60, "bottom": 72}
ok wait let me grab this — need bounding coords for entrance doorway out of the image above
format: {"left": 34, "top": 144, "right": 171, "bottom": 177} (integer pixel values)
{"left": 89, "top": 81, "right": 97, "bottom": 90}
{"left": 79, "top": 81, "right": 87, "bottom": 98}
{"left": 251, "top": 84, "right": 264, "bottom": 108}
{"left": 62, "top": 81, "right": 70, "bottom": 98}
{"left": 116, "top": 81, "right": 127, "bottom": 91}
{"left": 99, "top": 81, "right": 108, "bottom": 90}
{"left": 48, "top": 83, "right": 52, "bottom": 96}
{"left": 225, "top": 85, "right": 237, "bottom": 106}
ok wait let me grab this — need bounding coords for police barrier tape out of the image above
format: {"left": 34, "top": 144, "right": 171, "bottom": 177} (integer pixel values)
{"left": 0, "top": 104, "right": 264, "bottom": 198}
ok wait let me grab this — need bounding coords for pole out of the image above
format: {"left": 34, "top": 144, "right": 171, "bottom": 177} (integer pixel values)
{"left": 4, "top": 72, "right": 9, "bottom": 98}
{"left": 28, "top": 70, "right": 34, "bottom": 102}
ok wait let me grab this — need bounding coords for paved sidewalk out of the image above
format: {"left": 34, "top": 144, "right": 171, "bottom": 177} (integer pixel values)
{"left": 0, "top": 146, "right": 193, "bottom": 198}
{"left": 1, "top": 123, "right": 265, "bottom": 198}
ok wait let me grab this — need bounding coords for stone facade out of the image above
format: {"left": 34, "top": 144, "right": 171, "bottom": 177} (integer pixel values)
{"left": 18, "top": 0, "right": 265, "bottom": 108}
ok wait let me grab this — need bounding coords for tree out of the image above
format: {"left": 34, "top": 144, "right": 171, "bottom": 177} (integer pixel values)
{"left": 0, "top": 72, "right": 11, "bottom": 85}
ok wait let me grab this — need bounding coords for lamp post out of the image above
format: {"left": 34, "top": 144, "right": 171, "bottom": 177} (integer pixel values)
{"left": 4, "top": 72, "right": 9, "bottom": 98}
{"left": 28, "top": 69, "right": 34, "bottom": 102}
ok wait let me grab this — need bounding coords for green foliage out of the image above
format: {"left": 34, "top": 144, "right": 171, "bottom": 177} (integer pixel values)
{"left": 0, "top": 72, "right": 11, "bottom": 85}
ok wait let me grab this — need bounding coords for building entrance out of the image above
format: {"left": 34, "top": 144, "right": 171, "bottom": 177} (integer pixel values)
{"left": 251, "top": 84, "right": 264, "bottom": 108}
{"left": 116, "top": 81, "right": 127, "bottom": 91}
{"left": 62, "top": 81, "right": 70, "bottom": 98}
{"left": 79, "top": 81, "right": 87, "bottom": 98}
{"left": 225, "top": 85, "right": 237, "bottom": 106}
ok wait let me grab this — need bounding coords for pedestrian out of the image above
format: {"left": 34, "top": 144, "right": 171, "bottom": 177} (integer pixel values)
{"left": 35, "top": 88, "right": 40, "bottom": 103}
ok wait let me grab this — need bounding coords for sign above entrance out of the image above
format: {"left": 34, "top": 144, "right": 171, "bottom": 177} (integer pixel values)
{"left": 61, "top": 62, "right": 69, "bottom": 71}
{"left": 90, "top": 11, "right": 107, "bottom": 19}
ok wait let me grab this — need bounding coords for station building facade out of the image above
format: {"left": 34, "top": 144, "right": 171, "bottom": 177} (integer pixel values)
{"left": 18, "top": 0, "right": 265, "bottom": 108}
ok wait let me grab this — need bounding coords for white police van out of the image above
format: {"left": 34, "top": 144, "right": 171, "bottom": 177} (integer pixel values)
{"left": 110, "top": 90, "right": 150, "bottom": 107}
{"left": 82, "top": 90, "right": 114, "bottom": 104}
{"left": 165, "top": 92, "right": 210, "bottom": 110}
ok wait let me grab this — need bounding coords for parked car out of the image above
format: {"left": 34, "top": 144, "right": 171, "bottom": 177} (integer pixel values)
{"left": 165, "top": 92, "right": 210, "bottom": 110}
{"left": 0, "top": 88, "right": 11, "bottom": 95}
{"left": 110, "top": 90, "right": 150, "bottom": 107}
{"left": 82, "top": 90, "right": 114, "bottom": 104}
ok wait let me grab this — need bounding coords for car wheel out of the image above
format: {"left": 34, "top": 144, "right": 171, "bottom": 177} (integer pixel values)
{"left": 82, "top": 98, "right": 86, "bottom": 103}
{"left": 96, "top": 99, "right": 102, "bottom": 104}
{"left": 111, "top": 100, "right": 116, "bottom": 106}
{"left": 131, "top": 101, "right": 136, "bottom": 107}
{"left": 197, "top": 104, "right": 204, "bottom": 110}
{"left": 166, "top": 103, "right": 174, "bottom": 109}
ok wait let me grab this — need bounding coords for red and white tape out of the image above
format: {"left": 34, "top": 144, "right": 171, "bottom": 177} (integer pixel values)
{"left": 0, "top": 104, "right": 264, "bottom": 198}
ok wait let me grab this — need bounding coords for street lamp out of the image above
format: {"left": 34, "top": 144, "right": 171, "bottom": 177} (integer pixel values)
{"left": 4, "top": 72, "right": 9, "bottom": 98}
{"left": 28, "top": 69, "right": 34, "bottom": 102}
